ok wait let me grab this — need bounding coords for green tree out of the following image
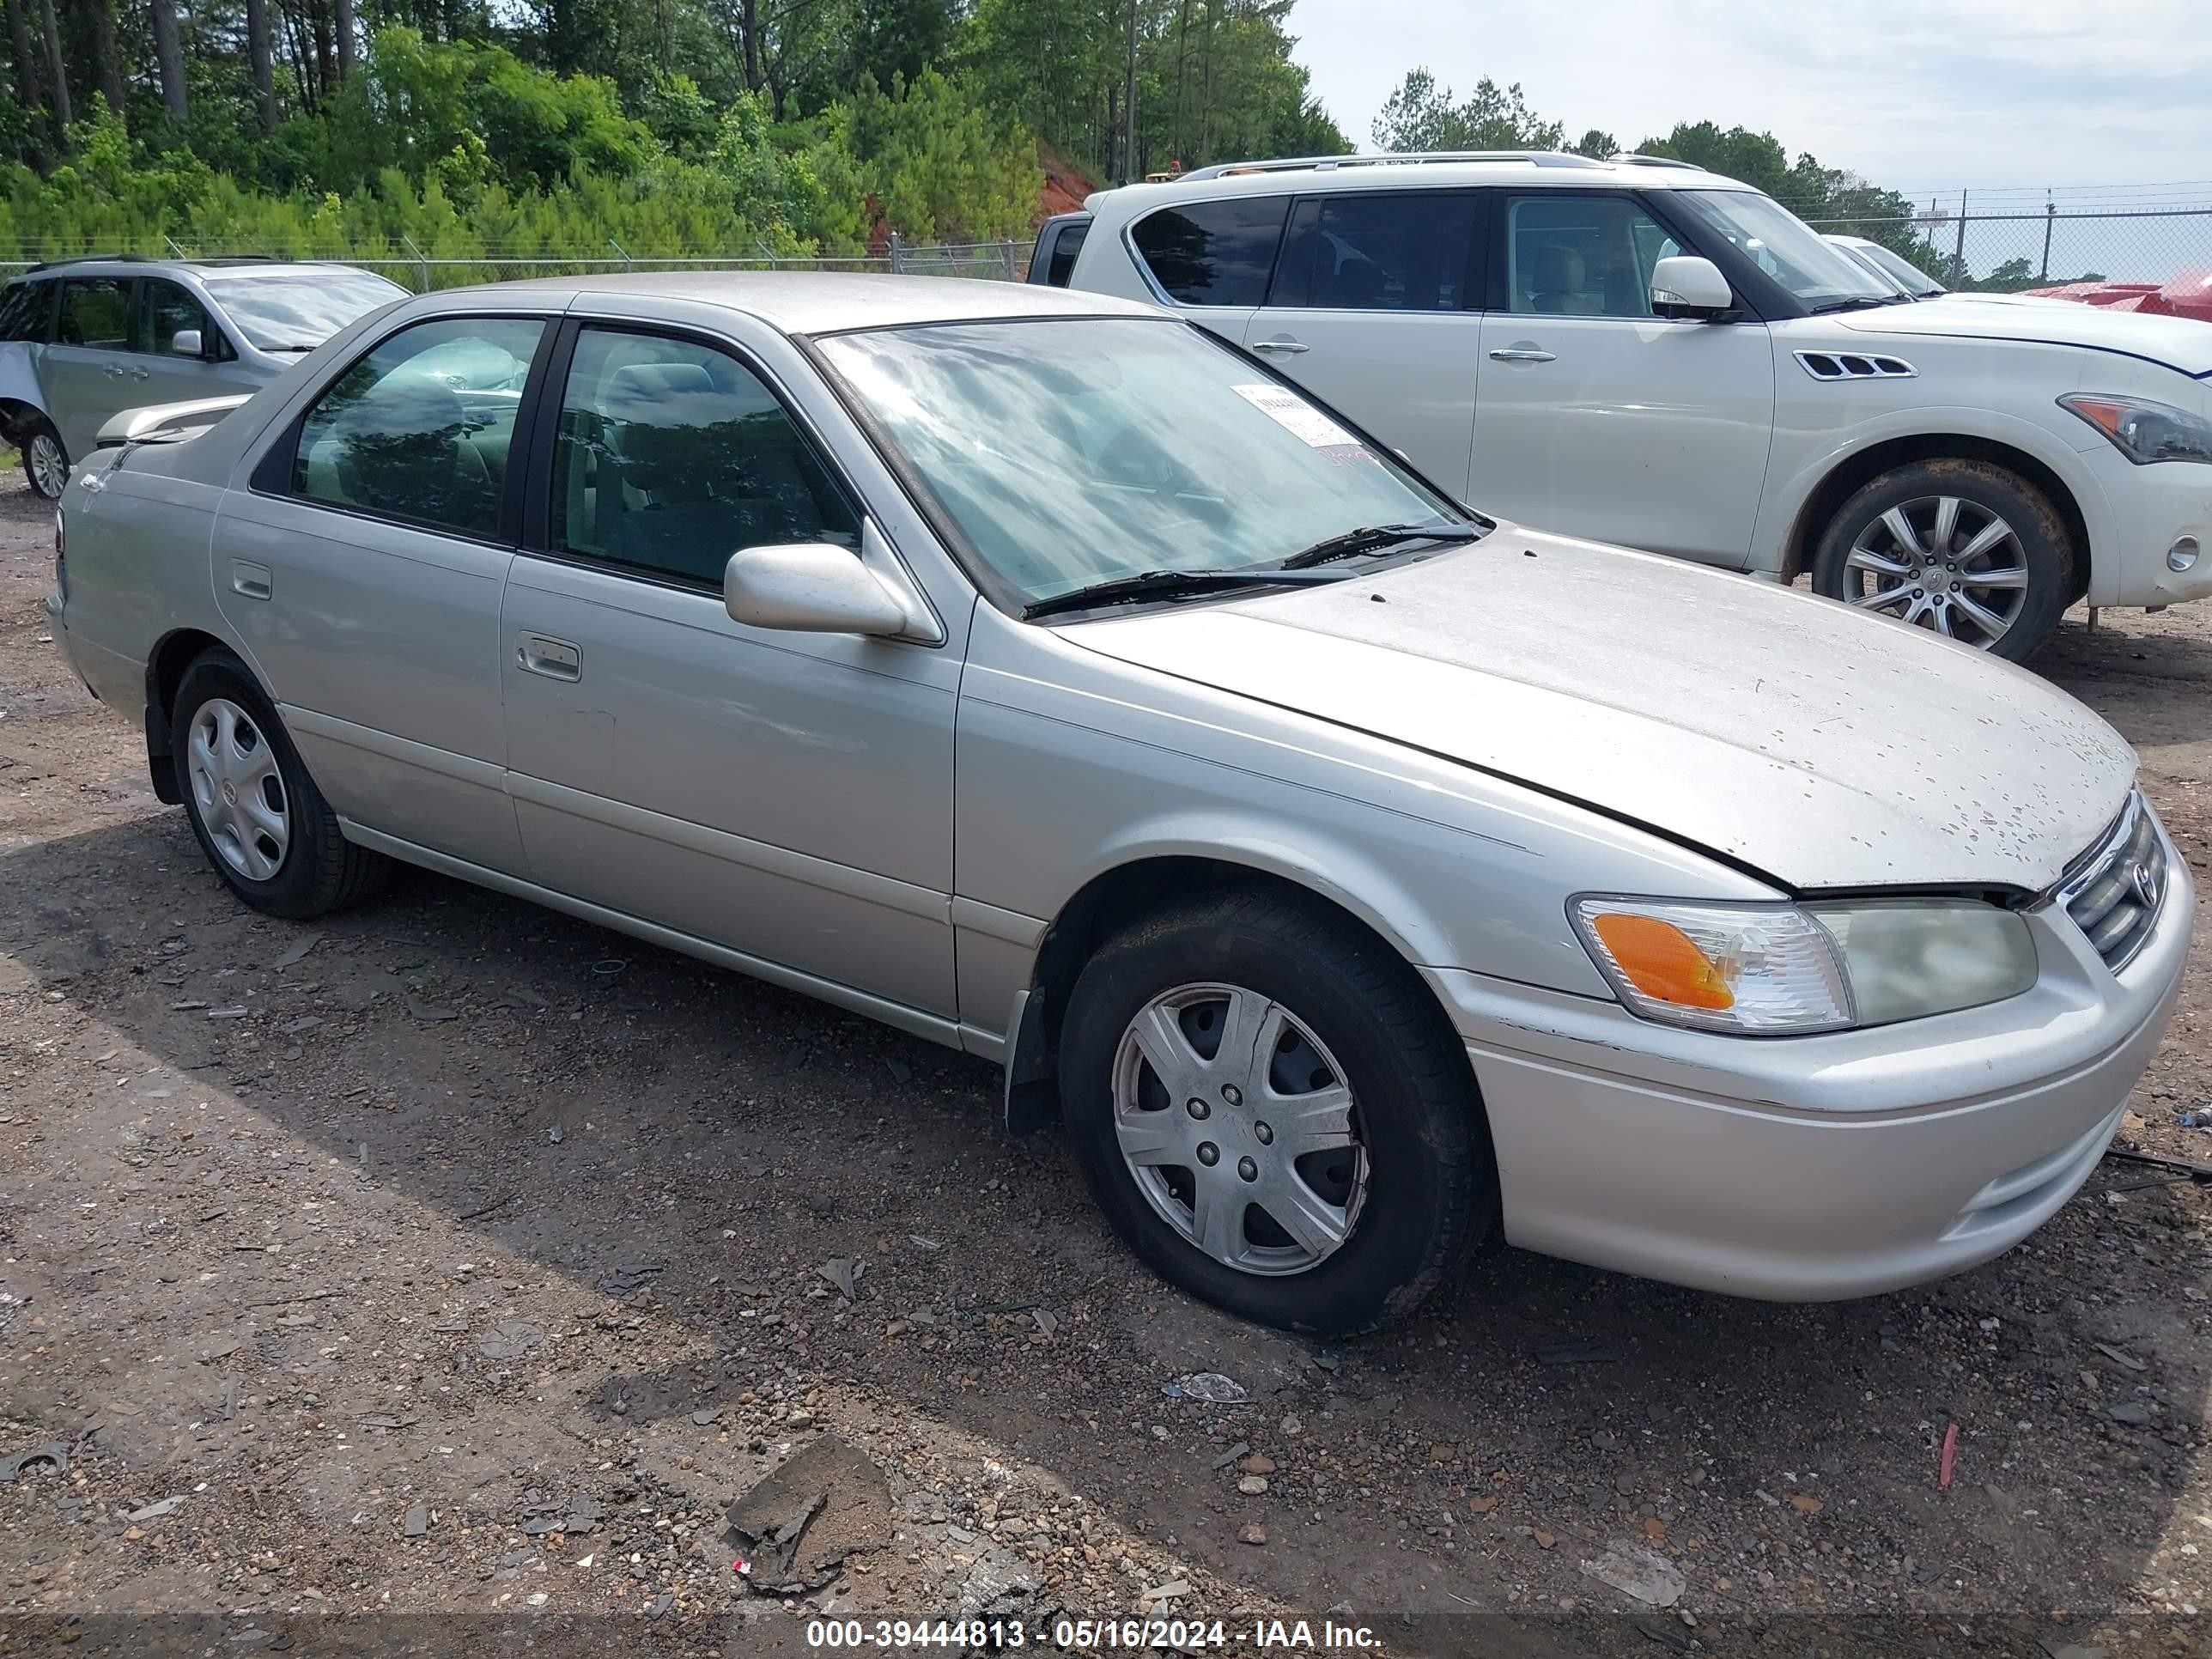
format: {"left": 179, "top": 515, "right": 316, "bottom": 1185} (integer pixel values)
{"left": 1370, "top": 68, "right": 1563, "bottom": 152}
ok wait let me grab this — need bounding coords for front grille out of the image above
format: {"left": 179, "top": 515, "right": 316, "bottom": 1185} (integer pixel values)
{"left": 2055, "top": 793, "right": 2168, "bottom": 972}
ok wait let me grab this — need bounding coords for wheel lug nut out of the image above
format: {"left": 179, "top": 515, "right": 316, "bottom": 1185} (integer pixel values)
{"left": 1237, "top": 1156, "right": 1258, "bottom": 1182}
{"left": 1186, "top": 1097, "right": 1210, "bottom": 1120}
{"left": 1197, "top": 1143, "right": 1219, "bottom": 1167}
{"left": 1255, "top": 1122, "right": 1273, "bottom": 1146}
{"left": 1221, "top": 1085, "right": 1243, "bottom": 1107}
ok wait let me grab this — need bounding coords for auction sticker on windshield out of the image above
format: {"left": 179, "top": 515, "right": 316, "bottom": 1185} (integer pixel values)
{"left": 1231, "top": 382, "right": 1358, "bottom": 448}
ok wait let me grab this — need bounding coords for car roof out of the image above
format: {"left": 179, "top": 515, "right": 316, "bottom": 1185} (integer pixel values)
{"left": 477, "top": 270, "right": 1163, "bottom": 335}
{"left": 9, "top": 257, "right": 386, "bottom": 283}
{"left": 1085, "top": 154, "right": 1754, "bottom": 216}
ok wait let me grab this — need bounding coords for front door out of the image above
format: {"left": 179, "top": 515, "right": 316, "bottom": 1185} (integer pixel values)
{"left": 1470, "top": 191, "right": 1775, "bottom": 566}
{"left": 500, "top": 322, "right": 959, "bottom": 1018}
{"left": 1242, "top": 190, "right": 1485, "bottom": 497}
{"left": 213, "top": 312, "right": 551, "bottom": 872}
{"left": 43, "top": 276, "right": 138, "bottom": 459}
{"left": 136, "top": 278, "right": 264, "bottom": 409}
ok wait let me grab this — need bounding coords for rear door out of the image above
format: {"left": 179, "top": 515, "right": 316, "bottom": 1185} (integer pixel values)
{"left": 1470, "top": 191, "right": 1775, "bottom": 566}
{"left": 1123, "top": 194, "right": 1292, "bottom": 348}
{"left": 44, "top": 276, "right": 137, "bottom": 459}
{"left": 1242, "top": 190, "right": 1485, "bottom": 497}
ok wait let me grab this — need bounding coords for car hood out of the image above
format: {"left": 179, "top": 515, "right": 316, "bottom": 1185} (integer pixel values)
{"left": 1838, "top": 295, "right": 2212, "bottom": 377}
{"left": 1060, "top": 529, "right": 2136, "bottom": 894}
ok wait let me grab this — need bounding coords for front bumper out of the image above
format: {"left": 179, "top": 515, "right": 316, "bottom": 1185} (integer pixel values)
{"left": 2080, "top": 442, "right": 2212, "bottom": 608}
{"left": 1424, "top": 828, "right": 2192, "bottom": 1301}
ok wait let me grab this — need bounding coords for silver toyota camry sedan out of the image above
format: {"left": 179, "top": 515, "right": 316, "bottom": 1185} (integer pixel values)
{"left": 46, "top": 273, "right": 2191, "bottom": 1335}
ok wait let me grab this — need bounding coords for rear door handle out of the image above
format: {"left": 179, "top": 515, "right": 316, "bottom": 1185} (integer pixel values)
{"left": 230, "top": 560, "right": 272, "bottom": 600}
{"left": 130, "top": 366, "right": 149, "bottom": 380}
{"left": 1251, "top": 338, "right": 1310, "bottom": 355}
{"left": 517, "top": 633, "right": 582, "bottom": 681}
{"left": 1488, "top": 347, "right": 1557, "bottom": 363}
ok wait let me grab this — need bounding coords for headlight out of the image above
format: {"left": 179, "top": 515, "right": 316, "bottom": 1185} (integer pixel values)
{"left": 2058, "top": 393, "right": 2212, "bottom": 465}
{"left": 1571, "top": 896, "right": 2037, "bottom": 1036}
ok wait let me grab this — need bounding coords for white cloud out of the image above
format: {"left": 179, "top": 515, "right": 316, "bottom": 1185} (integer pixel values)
{"left": 1286, "top": 0, "right": 2212, "bottom": 195}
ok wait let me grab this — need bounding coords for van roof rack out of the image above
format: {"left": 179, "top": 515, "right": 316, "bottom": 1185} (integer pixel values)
{"left": 1174, "top": 150, "right": 1610, "bottom": 183}
{"left": 1609, "top": 154, "right": 1705, "bottom": 170}
{"left": 22, "top": 252, "right": 156, "bottom": 274}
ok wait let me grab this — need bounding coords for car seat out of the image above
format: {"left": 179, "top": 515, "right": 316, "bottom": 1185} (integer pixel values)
{"left": 1529, "top": 246, "right": 1588, "bottom": 313}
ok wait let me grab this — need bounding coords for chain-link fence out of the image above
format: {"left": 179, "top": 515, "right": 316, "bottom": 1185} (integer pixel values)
{"left": 1804, "top": 205, "right": 2212, "bottom": 295}
{"left": 0, "top": 240, "right": 1039, "bottom": 292}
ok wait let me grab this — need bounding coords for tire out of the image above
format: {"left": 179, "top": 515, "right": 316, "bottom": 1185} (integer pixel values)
{"left": 1057, "top": 887, "right": 1495, "bottom": 1336}
{"left": 172, "top": 650, "right": 390, "bottom": 919}
{"left": 1811, "top": 459, "right": 2072, "bottom": 663}
{"left": 21, "top": 417, "right": 67, "bottom": 501}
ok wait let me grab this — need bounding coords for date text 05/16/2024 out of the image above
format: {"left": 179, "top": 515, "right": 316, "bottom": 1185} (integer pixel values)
{"left": 802, "top": 1617, "right": 1382, "bottom": 1650}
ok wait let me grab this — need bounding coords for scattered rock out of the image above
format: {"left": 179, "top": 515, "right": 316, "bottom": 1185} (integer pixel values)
{"left": 1238, "top": 1453, "right": 1277, "bottom": 1476}
{"left": 1239, "top": 1522, "right": 1267, "bottom": 1546}
{"left": 1789, "top": 1494, "right": 1824, "bottom": 1515}
{"left": 819, "top": 1259, "right": 860, "bottom": 1302}
{"left": 722, "top": 1435, "right": 890, "bottom": 1595}
{"left": 404, "top": 998, "right": 459, "bottom": 1022}
{"left": 401, "top": 1501, "right": 428, "bottom": 1538}
{"left": 2106, "top": 1401, "right": 2154, "bottom": 1425}
{"left": 1164, "top": 1372, "right": 1247, "bottom": 1403}
{"left": 1237, "top": 1475, "right": 1268, "bottom": 1496}
{"left": 1211, "top": 1442, "right": 1250, "bottom": 1471}
{"left": 126, "top": 1497, "right": 184, "bottom": 1522}
{"left": 479, "top": 1319, "right": 545, "bottom": 1360}
{"left": 1583, "top": 1543, "right": 1686, "bottom": 1607}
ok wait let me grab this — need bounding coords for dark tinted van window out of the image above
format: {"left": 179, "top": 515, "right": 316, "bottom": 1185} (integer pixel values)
{"left": 1273, "top": 192, "right": 1480, "bottom": 312}
{"left": 1034, "top": 219, "right": 1091, "bottom": 287}
{"left": 0, "top": 280, "right": 51, "bottom": 342}
{"left": 1131, "top": 197, "right": 1290, "bottom": 306}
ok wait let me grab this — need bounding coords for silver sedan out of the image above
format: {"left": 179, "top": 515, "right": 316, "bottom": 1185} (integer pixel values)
{"left": 46, "top": 273, "right": 2191, "bottom": 1334}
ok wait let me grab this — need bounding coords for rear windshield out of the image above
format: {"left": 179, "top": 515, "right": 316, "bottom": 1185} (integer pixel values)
{"left": 207, "top": 270, "right": 409, "bottom": 350}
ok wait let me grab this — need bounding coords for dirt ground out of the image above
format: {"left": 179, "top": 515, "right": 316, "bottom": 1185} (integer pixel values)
{"left": 1, "top": 471, "right": 2208, "bottom": 1659}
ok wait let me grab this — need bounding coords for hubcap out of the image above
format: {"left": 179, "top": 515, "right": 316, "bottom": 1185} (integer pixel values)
{"left": 28, "top": 433, "right": 66, "bottom": 499}
{"left": 186, "top": 698, "right": 290, "bottom": 882}
{"left": 1111, "top": 983, "right": 1368, "bottom": 1277}
{"left": 1842, "top": 495, "right": 2030, "bottom": 649}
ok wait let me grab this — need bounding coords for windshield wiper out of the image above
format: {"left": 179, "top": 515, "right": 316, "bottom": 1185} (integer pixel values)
{"left": 1279, "top": 520, "right": 1485, "bottom": 569}
{"left": 1023, "top": 567, "right": 1356, "bottom": 621}
{"left": 1807, "top": 295, "right": 1894, "bottom": 314}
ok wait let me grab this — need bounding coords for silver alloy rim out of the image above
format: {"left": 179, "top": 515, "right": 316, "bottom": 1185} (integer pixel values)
{"left": 1843, "top": 495, "right": 2031, "bottom": 648}
{"left": 1111, "top": 982, "right": 1368, "bottom": 1277}
{"left": 27, "top": 432, "right": 66, "bottom": 499}
{"left": 187, "top": 698, "right": 290, "bottom": 881}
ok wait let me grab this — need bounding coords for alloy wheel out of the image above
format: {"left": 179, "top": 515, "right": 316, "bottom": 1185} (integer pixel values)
{"left": 1842, "top": 495, "right": 2031, "bottom": 648}
{"left": 27, "top": 431, "right": 66, "bottom": 500}
{"left": 187, "top": 698, "right": 291, "bottom": 881}
{"left": 1111, "top": 982, "right": 1368, "bottom": 1277}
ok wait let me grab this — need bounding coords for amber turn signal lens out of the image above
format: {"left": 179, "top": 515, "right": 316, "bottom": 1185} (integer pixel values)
{"left": 1588, "top": 914, "right": 1735, "bottom": 1010}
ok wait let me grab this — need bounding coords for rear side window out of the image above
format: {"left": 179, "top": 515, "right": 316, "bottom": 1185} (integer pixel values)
{"left": 291, "top": 317, "right": 544, "bottom": 538}
{"left": 1032, "top": 219, "right": 1091, "bottom": 287}
{"left": 1272, "top": 192, "right": 1480, "bottom": 312}
{"left": 1131, "top": 197, "right": 1291, "bottom": 306}
{"left": 57, "top": 277, "right": 132, "bottom": 349}
{"left": 0, "top": 280, "right": 52, "bottom": 342}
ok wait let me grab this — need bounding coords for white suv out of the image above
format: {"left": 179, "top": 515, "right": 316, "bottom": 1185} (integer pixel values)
{"left": 1043, "top": 152, "right": 2212, "bottom": 660}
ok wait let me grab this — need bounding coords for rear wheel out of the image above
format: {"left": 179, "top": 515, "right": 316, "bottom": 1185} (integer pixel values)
{"left": 173, "top": 651, "right": 390, "bottom": 919}
{"left": 1058, "top": 888, "right": 1493, "bottom": 1336}
{"left": 21, "top": 418, "right": 66, "bottom": 501}
{"left": 1811, "top": 459, "right": 2071, "bottom": 662}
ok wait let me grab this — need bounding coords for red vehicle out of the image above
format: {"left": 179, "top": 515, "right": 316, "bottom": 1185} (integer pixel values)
{"left": 2027, "top": 268, "right": 2212, "bottom": 323}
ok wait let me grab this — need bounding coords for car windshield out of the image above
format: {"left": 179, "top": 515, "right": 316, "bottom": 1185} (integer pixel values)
{"left": 1673, "top": 190, "right": 1895, "bottom": 307}
{"left": 206, "top": 270, "right": 409, "bottom": 349}
{"left": 815, "top": 317, "right": 1468, "bottom": 606}
{"left": 1852, "top": 240, "right": 1945, "bottom": 296}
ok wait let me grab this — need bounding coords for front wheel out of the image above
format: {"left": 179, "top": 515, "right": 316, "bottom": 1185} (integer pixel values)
{"left": 21, "top": 418, "right": 67, "bottom": 501}
{"left": 1058, "top": 888, "right": 1495, "bottom": 1336}
{"left": 173, "top": 650, "right": 390, "bottom": 919}
{"left": 1811, "top": 459, "right": 2072, "bottom": 662}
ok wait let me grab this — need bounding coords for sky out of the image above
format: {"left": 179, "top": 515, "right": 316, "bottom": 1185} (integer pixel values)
{"left": 1288, "top": 0, "right": 2212, "bottom": 204}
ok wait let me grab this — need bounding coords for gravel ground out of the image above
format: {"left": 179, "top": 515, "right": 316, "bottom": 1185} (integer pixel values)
{"left": 0, "top": 474, "right": 2208, "bottom": 1659}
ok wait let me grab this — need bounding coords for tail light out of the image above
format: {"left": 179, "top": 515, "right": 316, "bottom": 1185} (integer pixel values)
{"left": 52, "top": 506, "right": 66, "bottom": 604}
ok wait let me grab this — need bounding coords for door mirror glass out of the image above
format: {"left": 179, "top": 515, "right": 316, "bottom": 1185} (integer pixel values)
{"left": 170, "top": 328, "right": 203, "bottom": 357}
{"left": 1650, "top": 255, "right": 1734, "bottom": 318}
{"left": 724, "top": 544, "right": 908, "bottom": 635}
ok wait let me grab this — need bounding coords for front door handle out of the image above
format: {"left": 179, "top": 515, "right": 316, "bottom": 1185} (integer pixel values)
{"left": 1488, "top": 347, "right": 1558, "bottom": 363}
{"left": 105, "top": 364, "right": 128, "bottom": 379}
{"left": 230, "top": 560, "right": 272, "bottom": 600}
{"left": 130, "top": 365, "right": 149, "bottom": 380}
{"left": 517, "top": 634, "right": 582, "bottom": 682}
{"left": 1251, "top": 338, "right": 1310, "bottom": 355}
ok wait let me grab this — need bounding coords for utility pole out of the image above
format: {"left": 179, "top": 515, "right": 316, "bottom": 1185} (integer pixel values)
{"left": 1122, "top": 0, "right": 1140, "bottom": 183}
{"left": 2039, "top": 196, "right": 2056, "bottom": 283}
{"left": 1952, "top": 189, "right": 1968, "bottom": 287}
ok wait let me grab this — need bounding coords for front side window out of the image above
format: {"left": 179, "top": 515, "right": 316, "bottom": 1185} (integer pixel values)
{"left": 209, "top": 270, "right": 410, "bottom": 352}
{"left": 141, "top": 280, "right": 216, "bottom": 357}
{"left": 816, "top": 317, "right": 1463, "bottom": 607}
{"left": 291, "top": 317, "right": 543, "bottom": 538}
{"left": 1273, "top": 192, "right": 1478, "bottom": 312}
{"left": 1131, "top": 197, "right": 1291, "bottom": 306}
{"left": 1504, "top": 195, "right": 1682, "bottom": 318}
{"left": 1670, "top": 190, "right": 1893, "bottom": 307}
{"left": 550, "top": 327, "right": 859, "bottom": 586}
{"left": 56, "top": 277, "right": 131, "bottom": 349}
{"left": 0, "top": 280, "right": 52, "bottom": 343}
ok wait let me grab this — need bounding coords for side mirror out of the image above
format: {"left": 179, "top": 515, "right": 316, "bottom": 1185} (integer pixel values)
{"left": 1650, "top": 256, "right": 1734, "bottom": 319}
{"left": 170, "top": 328, "right": 204, "bottom": 357}
{"left": 724, "top": 543, "right": 909, "bottom": 636}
